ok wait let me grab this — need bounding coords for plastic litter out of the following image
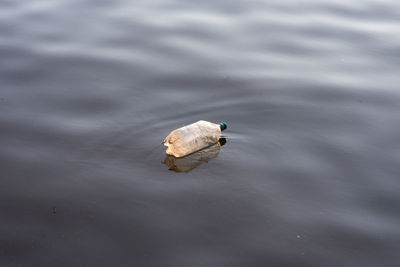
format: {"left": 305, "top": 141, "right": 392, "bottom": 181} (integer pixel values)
{"left": 163, "top": 120, "right": 227, "bottom": 158}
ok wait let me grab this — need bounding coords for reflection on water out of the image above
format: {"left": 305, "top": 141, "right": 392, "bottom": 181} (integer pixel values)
{"left": 164, "top": 138, "right": 226, "bottom": 172}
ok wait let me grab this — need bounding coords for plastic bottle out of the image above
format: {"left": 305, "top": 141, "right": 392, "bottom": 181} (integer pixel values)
{"left": 163, "top": 120, "right": 227, "bottom": 158}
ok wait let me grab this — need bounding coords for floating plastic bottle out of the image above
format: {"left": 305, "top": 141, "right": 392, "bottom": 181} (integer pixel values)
{"left": 163, "top": 120, "right": 227, "bottom": 158}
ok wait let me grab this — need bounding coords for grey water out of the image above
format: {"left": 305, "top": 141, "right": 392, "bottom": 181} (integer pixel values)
{"left": 1, "top": 0, "right": 400, "bottom": 266}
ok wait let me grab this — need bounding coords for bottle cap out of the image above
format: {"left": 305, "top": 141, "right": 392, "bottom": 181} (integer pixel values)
{"left": 220, "top": 122, "right": 227, "bottom": 131}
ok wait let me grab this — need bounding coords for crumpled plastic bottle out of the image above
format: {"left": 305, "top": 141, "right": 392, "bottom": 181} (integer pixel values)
{"left": 163, "top": 120, "right": 227, "bottom": 158}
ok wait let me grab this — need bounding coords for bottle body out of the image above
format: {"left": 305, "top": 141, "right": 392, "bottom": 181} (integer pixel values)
{"left": 164, "top": 120, "right": 221, "bottom": 158}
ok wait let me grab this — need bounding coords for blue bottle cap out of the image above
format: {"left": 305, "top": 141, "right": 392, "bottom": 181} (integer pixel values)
{"left": 220, "top": 122, "right": 227, "bottom": 131}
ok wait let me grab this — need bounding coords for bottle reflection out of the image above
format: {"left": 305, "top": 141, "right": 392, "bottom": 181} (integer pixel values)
{"left": 164, "top": 138, "right": 227, "bottom": 173}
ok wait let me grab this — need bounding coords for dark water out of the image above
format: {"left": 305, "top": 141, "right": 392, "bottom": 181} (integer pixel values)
{"left": 1, "top": 0, "right": 400, "bottom": 266}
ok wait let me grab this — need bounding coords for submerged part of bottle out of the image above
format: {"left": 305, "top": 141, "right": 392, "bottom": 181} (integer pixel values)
{"left": 163, "top": 120, "right": 227, "bottom": 158}
{"left": 165, "top": 138, "right": 226, "bottom": 172}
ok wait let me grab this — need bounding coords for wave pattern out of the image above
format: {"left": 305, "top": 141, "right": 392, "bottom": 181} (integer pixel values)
{"left": 1, "top": 0, "right": 400, "bottom": 266}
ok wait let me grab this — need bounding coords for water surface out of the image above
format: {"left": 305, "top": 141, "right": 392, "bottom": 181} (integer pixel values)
{"left": 1, "top": 0, "right": 400, "bottom": 266}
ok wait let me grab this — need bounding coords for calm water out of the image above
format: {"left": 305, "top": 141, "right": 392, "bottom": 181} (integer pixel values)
{"left": 1, "top": 0, "right": 400, "bottom": 266}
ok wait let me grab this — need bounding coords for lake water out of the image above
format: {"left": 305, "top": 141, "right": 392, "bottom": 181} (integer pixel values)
{"left": 1, "top": 0, "right": 400, "bottom": 266}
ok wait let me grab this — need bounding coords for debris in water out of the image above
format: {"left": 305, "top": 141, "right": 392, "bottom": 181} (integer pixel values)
{"left": 163, "top": 120, "right": 227, "bottom": 158}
